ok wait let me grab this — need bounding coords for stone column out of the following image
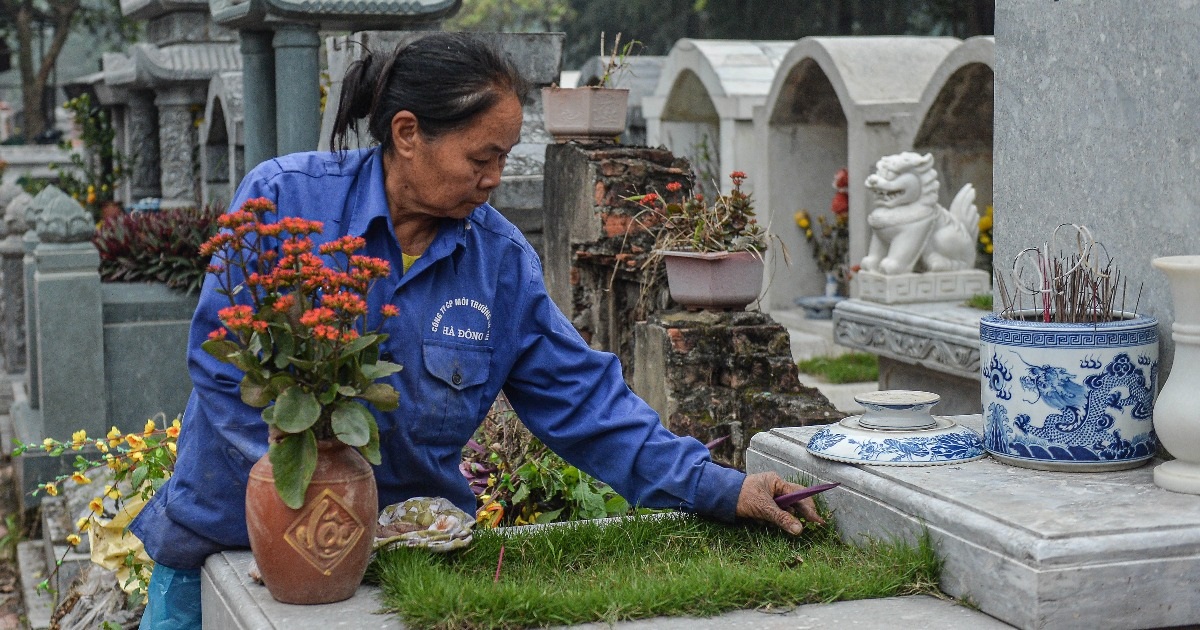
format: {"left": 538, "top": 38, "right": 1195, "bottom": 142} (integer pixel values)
{"left": 155, "top": 86, "right": 202, "bottom": 210}
{"left": 241, "top": 30, "right": 277, "bottom": 170}
{"left": 29, "top": 188, "right": 106, "bottom": 441}
{"left": 0, "top": 191, "right": 31, "bottom": 375}
{"left": 273, "top": 25, "right": 322, "bottom": 156}
{"left": 127, "top": 90, "right": 162, "bottom": 201}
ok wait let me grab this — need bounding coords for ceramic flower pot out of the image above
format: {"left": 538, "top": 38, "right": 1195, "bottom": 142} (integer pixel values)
{"left": 660, "top": 250, "right": 764, "bottom": 311}
{"left": 980, "top": 310, "right": 1159, "bottom": 471}
{"left": 1151, "top": 255, "right": 1200, "bottom": 494}
{"left": 245, "top": 439, "right": 377, "bottom": 604}
{"left": 541, "top": 87, "right": 629, "bottom": 143}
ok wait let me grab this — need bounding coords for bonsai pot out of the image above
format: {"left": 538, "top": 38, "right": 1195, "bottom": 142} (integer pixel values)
{"left": 542, "top": 87, "right": 629, "bottom": 143}
{"left": 659, "top": 250, "right": 764, "bottom": 311}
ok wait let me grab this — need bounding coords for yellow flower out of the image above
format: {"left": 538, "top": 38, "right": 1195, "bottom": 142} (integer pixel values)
{"left": 42, "top": 438, "right": 55, "bottom": 452}
{"left": 71, "top": 429, "right": 88, "bottom": 448}
{"left": 71, "top": 472, "right": 91, "bottom": 485}
{"left": 107, "top": 426, "right": 123, "bottom": 448}
{"left": 144, "top": 419, "right": 156, "bottom": 435}
{"left": 75, "top": 516, "right": 90, "bottom": 532}
{"left": 985, "top": 243, "right": 994, "bottom": 254}
{"left": 794, "top": 210, "right": 811, "bottom": 230}
{"left": 129, "top": 450, "right": 144, "bottom": 463}
{"left": 978, "top": 214, "right": 992, "bottom": 231}
{"left": 95, "top": 440, "right": 109, "bottom": 453}
{"left": 126, "top": 434, "right": 146, "bottom": 449}
{"left": 45, "top": 483, "right": 58, "bottom": 497}
{"left": 66, "top": 534, "right": 81, "bottom": 547}
{"left": 89, "top": 497, "right": 104, "bottom": 514}
{"left": 166, "top": 418, "right": 181, "bottom": 439}
{"left": 979, "top": 233, "right": 991, "bottom": 245}
{"left": 104, "top": 484, "right": 120, "bottom": 500}
{"left": 167, "top": 442, "right": 177, "bottom": 455}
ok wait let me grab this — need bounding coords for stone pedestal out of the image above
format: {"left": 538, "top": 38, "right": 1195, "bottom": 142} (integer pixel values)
{"left": 857, "top": 269, "right": 990, "bottom": 304}
{"left": 633, "top": 311, "right": 841, "bottom": 468}
{"left": 833, "top": 298, "right": 983, "bottom": 414}
{"left": 747, "top": 416, "right": 1200, "bottom": 630}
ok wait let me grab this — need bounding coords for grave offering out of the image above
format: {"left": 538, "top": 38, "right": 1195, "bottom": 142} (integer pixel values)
{"left": 806, "top": 390, "right": 984, "bottom": 466}
{"left": 982, "top": 224, "right": 1157, "bottom": 471}
{"left": 857, "top": 152, "right": 989, "bottom": 304}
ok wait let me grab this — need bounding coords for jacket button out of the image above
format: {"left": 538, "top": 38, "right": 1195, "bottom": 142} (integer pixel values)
{"left": 451, "top": 371, "right": 462, "bottom": 386}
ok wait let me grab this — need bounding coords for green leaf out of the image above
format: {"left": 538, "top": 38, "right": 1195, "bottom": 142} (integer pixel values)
{"left": 231, "top": 350, "right": 263, "bottom": 374}
{"left": 201, "top": 339, "right": 239, "bottom": 363}
{"left": 318, "top": 385, "right": 338, "bottom": 406}
{"left": 130, "top": 464, "right": 149, "bottom": 491}
{"left": 239, "top": 372, "right": 272, "bottom": 408}
{"left": 360, "top": 360, "right": 403, "bottom": 380}
{"left": 511, "top": 483, "right": 530, "bottom": 506}
{"left": 261, "top": 405, "right": 275, "bottom": 425}
{"left": 604, "top": 494, "right": 629, "bottom": 515}
{"left": 361, "top": 383, "right": 400, "bottom": 411}
{"left": 339, "top": 334, "right": 380, "bottom": 359}
{"left": 331, "top": 401, "right": 373, "bottom": 447}
{"left": 268, "top": 431, "right": 318, "bottom": 509}
{"left": 273, "top": 387, "right": 321, "bottom": 433}
{"left": 534, "top": 507, "right": 564, "bottom": 524}
{"left": 337, "top": 385, "right": 358, "bottom": 397}
{"left": 272, "top": 330, "right": 294, "bottom": 369}
{"left": 358, "top": 416, "right": 381, "bottom": 465}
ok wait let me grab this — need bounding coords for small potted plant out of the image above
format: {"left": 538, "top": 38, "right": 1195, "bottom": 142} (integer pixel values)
{"left": 199, "top": 197, "right": 402, "bottom": 604}
{"left": 543, "top": 32, "right": 633, "bottom": 143}
{"left": 635, "top": 171, "right": 768, "bottom": 310}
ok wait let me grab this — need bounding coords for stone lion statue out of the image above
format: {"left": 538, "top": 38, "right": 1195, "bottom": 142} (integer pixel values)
{"left": 859, "top": 152, "right": 979, "bottom": 275}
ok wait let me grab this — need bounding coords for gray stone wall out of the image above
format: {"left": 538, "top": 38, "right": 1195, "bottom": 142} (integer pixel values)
{"left": 995, "top": 0, "right": 1200, "bottom": 374}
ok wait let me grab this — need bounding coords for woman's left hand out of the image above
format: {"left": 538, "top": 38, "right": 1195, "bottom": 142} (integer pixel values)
{"left": 736, "top": 472, "right": 826, "bottom": 535}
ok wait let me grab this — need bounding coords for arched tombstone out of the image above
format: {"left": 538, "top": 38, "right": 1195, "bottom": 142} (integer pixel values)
{"left": 201, "top": 72, "right": 245, "bottom": 210}
{"left": 577, "top": 55, "right": 664, "bottom": 146}
{"left": 643, "top": 39, "right": 792, "bottom": 196}
{"left": 910, "top": 36, "right": 994, "bottom": 229}
{"left": 757, "top": 37, "right": 960, "bottom": 311}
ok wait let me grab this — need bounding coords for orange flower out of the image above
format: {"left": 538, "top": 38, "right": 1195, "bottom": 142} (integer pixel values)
{"left": 381, "top": 304, "right": 399, "bottom": 318}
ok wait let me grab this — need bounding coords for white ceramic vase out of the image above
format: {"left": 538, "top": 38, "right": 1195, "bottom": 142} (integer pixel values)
{"left": 1151, "top": 255, "right": 1200, "bottom": 494}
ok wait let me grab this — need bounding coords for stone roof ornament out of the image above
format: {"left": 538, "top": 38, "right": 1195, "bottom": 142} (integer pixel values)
{"left": 32, "top": 187, "right": 95, "bottom": 243}
{"left": 209, "top": 0, "right": 461, "bottom": 29}
{"left": 2, "top": 191, "right": 33, "bottom": 238}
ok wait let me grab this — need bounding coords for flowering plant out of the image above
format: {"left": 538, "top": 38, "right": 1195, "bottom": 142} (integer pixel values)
{"left": 13, "top": 416, "right": 181, "bottom": 599}
{"left": 977, "top": 204, "right": 994, "bottom": 273}
{"left": 795, "top": 167, "right": 850, "bottom": 278}
{"left": 635, "top": 171, "right": 767, "bottom": 254}
{"left": 54, "top": 93, "right": 128, "bottom": 221}
{"left": 200, "top": 198, "right": 402, "bottom": 509}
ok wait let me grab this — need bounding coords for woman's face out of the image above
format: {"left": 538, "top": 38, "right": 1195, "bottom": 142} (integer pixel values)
{"left": 392, "top": 92, "right": 524, "bottom": 221}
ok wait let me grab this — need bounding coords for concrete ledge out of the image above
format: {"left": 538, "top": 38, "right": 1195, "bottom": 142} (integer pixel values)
{"left": 746, "top": 415, "right": 1200, "bottom": 630}
{"left": 833, "top": 298, "right": 983, "bottom": 380}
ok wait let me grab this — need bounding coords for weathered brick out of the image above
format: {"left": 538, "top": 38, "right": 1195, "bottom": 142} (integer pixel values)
{"left": 599, "top": 159, "right": 628, "bottom": 177}
{"left": 603, "top": 213, "right": 634, "bottom": 238}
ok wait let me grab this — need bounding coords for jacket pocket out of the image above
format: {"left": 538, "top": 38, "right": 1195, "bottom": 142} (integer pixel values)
{"left": 412, "top": 339, "right": 492, "bottom": 445}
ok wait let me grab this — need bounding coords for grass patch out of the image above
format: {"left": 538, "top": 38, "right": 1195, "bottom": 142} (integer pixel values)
{"left": 964, "top": 293, "right": 993, "bottom": 311}
{"left": 796, "top": 352, "right": 879, "bottom": 384}
{"left": 371, "top": 515, "right": 941, "bottom": 630}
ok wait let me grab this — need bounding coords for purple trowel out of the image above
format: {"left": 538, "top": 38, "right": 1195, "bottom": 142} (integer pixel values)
{"left": 773, "top": 482, "right": 841, "bottom": 509}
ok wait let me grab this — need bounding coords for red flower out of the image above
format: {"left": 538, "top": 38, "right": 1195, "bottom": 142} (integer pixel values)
{"left": 380, "top": 304, "right": 399, "bottom": 318}
{"left": 665, "top": 182, "right": 682, "bottom": 193}
{"left": 208, "top": 328, "right": 227, "bottom": 341}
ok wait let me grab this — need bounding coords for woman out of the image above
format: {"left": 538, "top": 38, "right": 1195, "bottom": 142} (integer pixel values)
{"left": 131, "top": 32, "right": 822, "bottom": 627}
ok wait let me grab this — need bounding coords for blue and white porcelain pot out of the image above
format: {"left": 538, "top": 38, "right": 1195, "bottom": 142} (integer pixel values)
{"left": 980, "top": 310, "right": 1159, "bottom": 471}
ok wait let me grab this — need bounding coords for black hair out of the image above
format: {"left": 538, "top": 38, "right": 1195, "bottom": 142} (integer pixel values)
{"left": 330, "top": 33, "right": 530, "bottom": 153}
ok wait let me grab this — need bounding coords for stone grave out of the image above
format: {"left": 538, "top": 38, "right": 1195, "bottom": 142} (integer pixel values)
{"left": 755, "top": 36, "right": 960, "bottom": 311}
{"left": 642, "top": 39, "right": 792, "bottom": 198}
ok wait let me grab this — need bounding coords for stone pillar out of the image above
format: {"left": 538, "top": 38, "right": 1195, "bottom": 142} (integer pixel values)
{"left": 241, "top": 30, "right": 277, "bottom": 169}
{"left": 127, "top": 90, "right": 162, "bottom": 201}
{"left": 29, "top": 188, "right": 106, "bottom": 441}
{"left": 0, "top": 191, "right": 31, "bottom": 374}
{"left": 155, "top": 86, "right": 203, "bottom": 210}
{"left": 273, "top": 25, "right": 321, "bottom": 156}
{"left": 633, "top": 311, "right": 841, "bottom": 468}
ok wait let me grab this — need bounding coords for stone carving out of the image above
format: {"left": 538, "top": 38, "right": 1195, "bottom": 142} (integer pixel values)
{"left": 2, "top": 191, "right": 32, "bottom": 237}
{"left": 33, "top": 187, "right": 95, "bottom": 243}
{"left": 157, "top": 103, "right": 199, "bottom": 208}
{"left": 860, "top": 152, "right": 979, "bottom": 275}
{"left": 834, "top": 317, "right": 980, "bottom": 379}
{"left": 0, "top": 182, "right": 22, "bottom": 215}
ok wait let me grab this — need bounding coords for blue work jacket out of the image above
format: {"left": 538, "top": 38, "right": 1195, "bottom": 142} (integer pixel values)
{"left": 130, "top": 148, "right": 745, "bottom": 569}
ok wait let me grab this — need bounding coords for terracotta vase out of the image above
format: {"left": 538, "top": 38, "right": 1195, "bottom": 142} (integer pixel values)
{"left": 659, "top": 249, "right": 764, "bottom": 311}
{"left": 245, "top": 439, "right": 377, "bottom": 604}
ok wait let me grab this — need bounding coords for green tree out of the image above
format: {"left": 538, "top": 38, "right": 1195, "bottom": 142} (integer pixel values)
{"left": 0, "top": 0, "right": 137, "bottom": 141}
{"left": 446, "top": 0, "right": 575, "bottom": 33}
